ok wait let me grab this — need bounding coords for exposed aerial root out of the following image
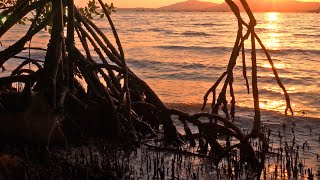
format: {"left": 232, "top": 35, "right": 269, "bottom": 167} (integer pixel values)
{"left": 0, "top": 0, "right": 292, "bottom": 179}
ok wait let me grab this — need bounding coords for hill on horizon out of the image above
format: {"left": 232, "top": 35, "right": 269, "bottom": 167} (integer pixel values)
{"left": 158, "top": 0, "right": 219, "bottom": 11}
{"left": 211, "top": 0, "right": 320, "bottom": 12}
{"left": 153, "top": 0, "right": 320, "bottom": 12}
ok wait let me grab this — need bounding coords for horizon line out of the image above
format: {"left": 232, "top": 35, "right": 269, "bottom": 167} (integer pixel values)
{"left": 112, "top": 0, "right": 320, "bottom": 9}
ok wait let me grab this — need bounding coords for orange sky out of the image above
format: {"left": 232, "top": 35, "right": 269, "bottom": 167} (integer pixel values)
{"left": 76, "top": 0, "right": 320, "bottom": 8}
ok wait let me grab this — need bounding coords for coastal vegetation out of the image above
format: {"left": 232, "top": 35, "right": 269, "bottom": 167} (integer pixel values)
{"left": 0, "top": 0, "right": 313, "bottom": 179}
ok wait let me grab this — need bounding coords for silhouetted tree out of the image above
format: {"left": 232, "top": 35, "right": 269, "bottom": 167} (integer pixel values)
{"left": 0, "top": 1, "right": 293, "bottom": 179}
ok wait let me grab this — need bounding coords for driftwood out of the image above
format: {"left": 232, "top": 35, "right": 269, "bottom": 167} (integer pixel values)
{"left": 0, "top": 0, "right": 293, "bottom": 179}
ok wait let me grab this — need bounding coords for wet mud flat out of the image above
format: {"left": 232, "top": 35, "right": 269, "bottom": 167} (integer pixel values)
{"left": 1, "top": 124, "right": 319, "bottom": 180}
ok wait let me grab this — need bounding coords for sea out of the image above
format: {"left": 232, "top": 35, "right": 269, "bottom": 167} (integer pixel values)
{"left": 0, "top": 11, "right": 320, "bottom": 179}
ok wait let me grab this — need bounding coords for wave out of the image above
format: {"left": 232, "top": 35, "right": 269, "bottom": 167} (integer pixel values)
{"left": 291, "top": 91, "right": 320, "bottom": 104}
{"left": 255, "top": 28, "right": 269, "bottom": 32}
{"left": 127, "top": 58, "right": 223, "bottom": 71}
{"left": 267, "top": 49, "right": 320, "bottom": 55}
{"left": 181, "top": 31, "right": 212, "bottom": 37}
{"left": 256, "top": 65, "right": 291, "bottom": 74}
{"left": 129, "top": 28, "right": 145, "bottom": 32}
{"left": 259, "top": 76, "right": 316, "bottom": 86}
{"left": 145, "top": 72, "right": 216, "bottom": 82}
{"left": 192, "top": 23, "right": 223, "bottom": 26}
{"left": 155, "top": 45, "right": 320, "bottom": 56}
{"left": 166, "top": 102, "right": 320, "bottom": 120}
{"left": 257, "top": 88, "right": 315, "bottom": 98}
{"left": 148, "top": 28, "right": 175, "bottom": 34}
{"left": 155, "top": 45, "right": 230, "bottom": 53}
{"left": 149, "top": 28, "right": 213, "bottom": 37}
{"left": 127, "top": 59, "right": 227, "bottom": 81}
{"left": 293, "top": 33, "right": 320, "bottom": 38}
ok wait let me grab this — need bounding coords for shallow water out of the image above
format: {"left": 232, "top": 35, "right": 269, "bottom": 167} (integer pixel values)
{"left": 1, "top": 12, "right": 319, "bottom": 117}
{"left": 0, "top": 11, "right": 320, "bottom": 179}
{"left": 1, "top": 12, "right": 319, "bottom": 118}
{"left": 109, "top": 11, "right": 320, "bottom": 119}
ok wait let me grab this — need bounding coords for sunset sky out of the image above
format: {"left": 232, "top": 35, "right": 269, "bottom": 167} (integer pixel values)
{"left": 76, "top": 0, "right": 320, "bottom": 8}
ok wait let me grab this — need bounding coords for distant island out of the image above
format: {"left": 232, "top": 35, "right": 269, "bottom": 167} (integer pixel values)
{"left": 158, "top": 0, "right": 219, "bottom": 11}
{"left": 118, "top": 0, "right": 320, "bottom": 12}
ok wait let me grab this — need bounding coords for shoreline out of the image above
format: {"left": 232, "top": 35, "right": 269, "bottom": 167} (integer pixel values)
{"left": 166, "top": 102, "right": 320, "bottom": 120}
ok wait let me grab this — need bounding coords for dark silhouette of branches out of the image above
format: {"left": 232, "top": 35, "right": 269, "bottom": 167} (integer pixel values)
{"left": 0, "top": 1, "right": 293, "bottom": 179}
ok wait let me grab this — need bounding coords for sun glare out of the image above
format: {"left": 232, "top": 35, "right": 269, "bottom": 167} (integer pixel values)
{"left": 262, "top": 63, "right": 286, "bottom": 69}
{"left": 261, "top": 12, "right": 282, "bottom": 50}
{"left": 267, "top": 12, "right": 279, "bottom": 22}
{"left": 264, "top": 34, "right": 281, "bottom": 49}
{"left": 259, "top": 100, "right": 286, "bottom": 112}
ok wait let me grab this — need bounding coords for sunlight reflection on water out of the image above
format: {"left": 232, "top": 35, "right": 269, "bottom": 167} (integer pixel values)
{"left": 0, "top": 12, "right": 319, "bottom": 118}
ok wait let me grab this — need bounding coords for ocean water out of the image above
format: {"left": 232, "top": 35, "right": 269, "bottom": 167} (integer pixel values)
{"left": 107, "top": 11, "right": 320, "bottom": 119}
{"left": 1, "top": 12, "right": 318, "bottom": 118}
{"left": 111, "top": 12, "right": 320, "bottom": 178}
{"left": 1, "top": 11, "right": 320, "bottom": 177}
